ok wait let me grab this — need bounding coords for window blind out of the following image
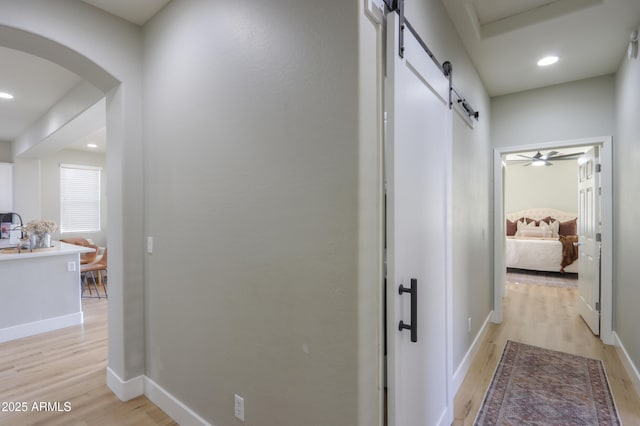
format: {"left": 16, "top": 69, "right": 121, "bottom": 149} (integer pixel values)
{"left": 60, "top": 164, "right": 101, "bottom": 233}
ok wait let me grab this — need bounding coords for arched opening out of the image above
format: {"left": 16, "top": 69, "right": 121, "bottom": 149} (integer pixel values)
{"left": 0, "top": 18, "right": 145, "bottom": 401}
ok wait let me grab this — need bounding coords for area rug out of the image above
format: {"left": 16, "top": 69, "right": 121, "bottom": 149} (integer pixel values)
{"left": 474, "top": 340, "right": 620, "bottom": 425}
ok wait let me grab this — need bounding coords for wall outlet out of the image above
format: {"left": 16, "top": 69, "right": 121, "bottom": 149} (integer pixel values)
{"left": 234, "top": 394, "right": 245, "bottom": 422}
{"left": 468, "top": 317, "right": 472, "bottom": 333}
{"left": 67, "top": 261, "right": 76, "bottom": 272}
{"left": 147, "top": 236, "right": 153, "bottom": 254}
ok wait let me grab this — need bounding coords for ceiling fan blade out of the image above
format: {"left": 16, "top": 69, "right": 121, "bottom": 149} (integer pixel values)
{"left": 517, "top": 154, "right": 533, "bottom": 160}
{"left": 542, "top": 150, "right": 559, "bottom": 160}
{"left": 548, "top": 152, "right": 585, "bottom": 160}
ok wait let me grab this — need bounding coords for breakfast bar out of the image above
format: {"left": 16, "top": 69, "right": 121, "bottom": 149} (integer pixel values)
{"left": 0, "top": 240, "right": 94, "bottom": 343}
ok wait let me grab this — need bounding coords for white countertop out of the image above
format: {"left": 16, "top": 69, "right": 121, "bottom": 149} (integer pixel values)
{"left": 0, "top": 240, "right": 94, "bottom": 261}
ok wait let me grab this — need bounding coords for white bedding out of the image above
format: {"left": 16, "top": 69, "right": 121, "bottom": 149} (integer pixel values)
{"left": 506, "top": 237, "right": 578, "bottom": 273}
{"left": 505, "top": 208, "right": 579, "bottom": 274}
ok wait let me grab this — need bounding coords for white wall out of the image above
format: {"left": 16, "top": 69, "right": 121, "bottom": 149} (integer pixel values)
{"left": 492, "top": 75, "right": 615, "bottom": 148}
{"left": 142, "top": 1, "right": 360, "bottom": 424}
{"left": 614, "top": 47, "right": 640, "bottom": 380}
{"left": 406, "top": 1, "right": 493, "bottom": 379}
{"left": 505, "top": 160, "right": 579, "bottom": 213}
{"left": 40, "top": 149, "right": 107, "bottom": 246}
{"left": 0, "top": 141, "right": 11, "bottom": 162}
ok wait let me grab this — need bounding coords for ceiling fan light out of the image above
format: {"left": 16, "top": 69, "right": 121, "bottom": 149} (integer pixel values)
{"left": 532, "top": 160, "right": 546, "bottom": 167}
{"left": 537, "top": 56, "right": 559, "bottom": 67}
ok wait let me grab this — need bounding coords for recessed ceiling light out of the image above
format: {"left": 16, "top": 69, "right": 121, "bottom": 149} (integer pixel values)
{"left": 87, "top": 143, "right": 98, "bottom": 148}
{"left": 0, "top": 92, "right": 14, "bottom": 99}
{"left": 537, "top": 56, "right": 559, "bottom": 67}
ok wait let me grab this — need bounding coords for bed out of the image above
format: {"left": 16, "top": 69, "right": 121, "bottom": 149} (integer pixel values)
{"left": 505, "top": 208, "right": 579, "bottom": 274}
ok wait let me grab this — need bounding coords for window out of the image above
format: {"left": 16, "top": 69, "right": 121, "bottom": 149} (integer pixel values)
{"left": 60, "top": 164, "right": 101, "bottom": 233}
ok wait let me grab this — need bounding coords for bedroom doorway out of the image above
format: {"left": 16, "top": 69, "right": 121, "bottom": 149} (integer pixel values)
{"left": 492, "top": 136, "right": 614, "bottom": 344}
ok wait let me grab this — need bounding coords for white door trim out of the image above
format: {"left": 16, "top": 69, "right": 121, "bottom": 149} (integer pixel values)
{"left": 492, "top": 136, "right": 613, "bottom": 344}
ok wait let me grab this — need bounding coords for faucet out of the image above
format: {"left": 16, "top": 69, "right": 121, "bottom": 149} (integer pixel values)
{"left": 11, "top": 225, "right": 31, "bottom": 253}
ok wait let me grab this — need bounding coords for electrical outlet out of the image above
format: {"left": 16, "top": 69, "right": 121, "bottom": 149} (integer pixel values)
{"left": 234, "top": 394, "right": 245, "bottom": 422}
{"left": 67, "top": 261, "right": 76, "bottom": 272}
{"left": 468, "top": 317, "right": 472, "bottom": 333}
{"left": 147, "top": 236, "right": 153, "bottom": 254}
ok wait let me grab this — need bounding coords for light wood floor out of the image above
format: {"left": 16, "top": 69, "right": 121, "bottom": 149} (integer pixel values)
{"left": 0, "top": 297, "right": 177, "bottom": 426}
{"left": 454, "top": 281, "right": 640, "bottom": 426}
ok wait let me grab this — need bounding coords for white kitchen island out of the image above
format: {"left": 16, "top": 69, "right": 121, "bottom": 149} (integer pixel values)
{"left": 0, "top": 240, "right": 95, "bottom": 343}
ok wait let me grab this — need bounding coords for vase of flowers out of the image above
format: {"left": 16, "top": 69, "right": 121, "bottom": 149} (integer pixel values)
{"left": 25, "top": 219, "right": 58, "bottom": 249}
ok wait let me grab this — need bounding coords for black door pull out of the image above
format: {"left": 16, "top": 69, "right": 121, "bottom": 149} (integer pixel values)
{"left": 398, "top": 278, "right": 417, "bottom": 342}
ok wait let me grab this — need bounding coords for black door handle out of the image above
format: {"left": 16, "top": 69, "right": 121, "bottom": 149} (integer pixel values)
{"left": 398, "top": 278, "right": 417, "bottom": 342}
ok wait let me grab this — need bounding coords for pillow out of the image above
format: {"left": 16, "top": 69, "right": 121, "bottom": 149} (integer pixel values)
{"left": 559, "top": 218, "right": 577, "bottom": 236}
{"left": 517, "top": 227, "right": 553, "bottom": 238}
{"left": 538, "top": 219, "right": 560, "bottom": 238}
{"left": 517, "top": 219, "right": 538, "bottom": 231}
{"left": 506, "top": 219, "right": 517, "bottom": 236}
{"left": 538, "top": 216, "right": 553, "bottom": 225}
{"left": 519, "top": 217, "right": 537, "bottom": 225}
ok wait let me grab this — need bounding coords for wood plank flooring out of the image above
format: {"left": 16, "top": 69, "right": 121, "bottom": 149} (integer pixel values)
{"left": 0, "top": 298, "right": 177, "bottom": 426}
{"left": 3, "top": 280, "right": 639, "bottom": 425}
{"left": 454, "top": 281, "right": 640, "bottom": 425}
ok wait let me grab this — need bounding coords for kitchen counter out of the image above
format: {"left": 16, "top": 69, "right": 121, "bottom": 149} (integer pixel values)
{"left": 0, "top": 240, "right": 96, "bottom": 343}
{"left": 0, "top": 240, "right": 94, "bottom": 261}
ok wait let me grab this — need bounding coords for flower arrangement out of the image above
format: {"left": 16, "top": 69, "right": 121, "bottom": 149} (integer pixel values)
{"left": 25, "top": 219, "right": 58, "bottom": 236}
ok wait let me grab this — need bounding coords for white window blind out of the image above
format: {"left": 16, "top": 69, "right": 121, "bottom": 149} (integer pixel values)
{"left": 60, "top": 164, "right": 101, "bottom": 233}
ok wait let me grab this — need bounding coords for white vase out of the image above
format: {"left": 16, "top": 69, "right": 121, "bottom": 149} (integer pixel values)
{"left": 30, "top": 233, "right": 51, "bottom": 249}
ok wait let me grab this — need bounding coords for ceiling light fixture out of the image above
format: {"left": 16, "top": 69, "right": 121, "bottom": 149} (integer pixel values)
{"left": 537, "top": 56, "right": 559, "bottom": 67}
{"left": 0, "top": 92, "right": 14, "bottom": 99}
{"left": 532, "top": 160, "right": 546, "bottom": 167}
{"left": 87, "top": 143, "right": 98, "bottom": 148}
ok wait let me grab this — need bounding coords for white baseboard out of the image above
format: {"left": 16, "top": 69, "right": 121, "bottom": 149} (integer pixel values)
{"left": 0, "top": 312, "right": 82, "bottom": 344}
{"left": 612, "top": 331, "right": 640, "bottom": 397}
{"left": 452, "top": 311, "right": 494, "bottom": 393}
{"left": 106, "top": 367, "right": 144, "bottom": 401}
{"left": 144, "top": 377, "right": 212, "bottom": 426}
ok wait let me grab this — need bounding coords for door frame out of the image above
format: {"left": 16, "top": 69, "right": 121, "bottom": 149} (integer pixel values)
{"left": 492, "top": 136, "right": 613, "bottom": 344}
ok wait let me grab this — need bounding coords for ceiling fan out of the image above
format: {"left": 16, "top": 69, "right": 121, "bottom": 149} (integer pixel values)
{"left": 509, "top": 150, "right": 584, "bottom": 167}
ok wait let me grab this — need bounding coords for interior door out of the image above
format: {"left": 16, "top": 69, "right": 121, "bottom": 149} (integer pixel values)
{"left": 385, "top": 13, "right": 452, "bottom": 426}
{"left": 577, "top": 147, "right": 601, "bottom": 335}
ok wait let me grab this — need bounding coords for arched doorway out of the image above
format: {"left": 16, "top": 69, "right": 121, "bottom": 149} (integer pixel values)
{"left": 0, "top": 4, "right": 145, "bottom": 400}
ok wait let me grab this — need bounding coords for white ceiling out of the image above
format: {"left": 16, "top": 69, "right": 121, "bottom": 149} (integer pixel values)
{"left": 2, "top": 1, "right": 639, "bottom": 158}
{"left": 0, "top": 1, "right": 170, "bottom": 156}
{"left": 442, "top": 0, "right": 640, "bottom": 96}
{"left": 0, "top": 47, "right": 82, "bottom": 141}
{"left": 80, "top": 0, "right": 171, "bottom": 26}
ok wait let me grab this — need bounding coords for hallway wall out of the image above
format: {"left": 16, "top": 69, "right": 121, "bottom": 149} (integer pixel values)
{"left": 614, "top": 46, "right": 640, "bottom": 382}
{"left": 491, "top": 75, "right": 615, "bottom": 148}
{"left": 142, "top": 1, "right": 360, "bottom": 424}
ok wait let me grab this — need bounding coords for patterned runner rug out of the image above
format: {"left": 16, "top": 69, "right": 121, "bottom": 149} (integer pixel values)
{"left": 475, "top": 341, "right": 620, "bottom": 425}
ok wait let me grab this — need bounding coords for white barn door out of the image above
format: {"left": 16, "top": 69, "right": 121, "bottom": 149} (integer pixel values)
{"left": 385, "top": 13, "right": 453, "bottom": 426}
{"left": 578, "top": 147, "right": 601, "bottom": 335}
